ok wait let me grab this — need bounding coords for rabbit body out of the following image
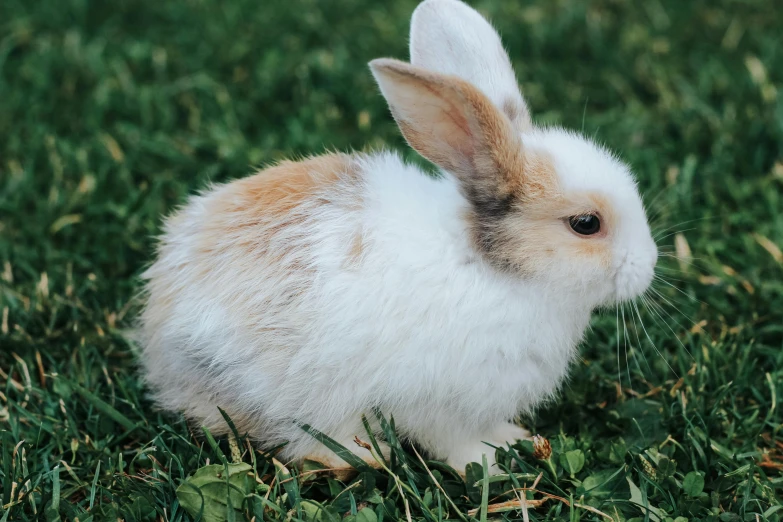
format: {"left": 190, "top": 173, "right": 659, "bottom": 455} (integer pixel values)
{"left": 140, "top": 0, "right": 657, "bottom": 473}
{"left": 141, "top": 151, "right": 587, "bottom": 470}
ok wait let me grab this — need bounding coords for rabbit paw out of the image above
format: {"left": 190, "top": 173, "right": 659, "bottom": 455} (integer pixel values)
{"left": 445, "top": 423, "right": 531, "bottom": 475}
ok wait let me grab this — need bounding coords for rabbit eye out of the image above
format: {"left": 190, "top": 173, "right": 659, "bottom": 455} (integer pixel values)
{"left": 568, "top": 214, "right": 601, "bottom": 236}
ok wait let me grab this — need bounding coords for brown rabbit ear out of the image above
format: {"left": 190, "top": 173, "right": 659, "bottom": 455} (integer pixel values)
{"left": 370, "top": 58, "right": 525, "bottom": 205}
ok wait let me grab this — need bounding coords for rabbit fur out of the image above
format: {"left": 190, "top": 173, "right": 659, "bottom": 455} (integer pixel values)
{"left": 139, "top": 0, "right": 657, "bottom": 474}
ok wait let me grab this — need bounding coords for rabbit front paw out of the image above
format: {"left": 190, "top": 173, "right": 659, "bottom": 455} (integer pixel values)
{"left": 444, "top": 423, "right": 532, "bottom": 475}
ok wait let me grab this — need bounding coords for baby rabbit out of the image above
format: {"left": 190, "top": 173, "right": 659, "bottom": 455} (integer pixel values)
{"left": 139, "top": 0, "right": 657, "bottom": 474}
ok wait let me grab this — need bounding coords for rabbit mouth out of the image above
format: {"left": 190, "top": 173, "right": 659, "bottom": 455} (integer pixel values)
{"left": 611, "top": 248, "right": 657, "bottom": 303}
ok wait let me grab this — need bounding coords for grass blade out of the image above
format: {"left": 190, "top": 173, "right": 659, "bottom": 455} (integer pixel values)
{"left": 300, "top": 424, "right": 374, "bottom": 474}
{"left": 73, "top": 384, "right": 136, "bottom": 431}
{"left": 51, "top": 465, "right": 60, "bottom": 511}
{"left": 479, "top": 454, "right": 489, "bottom": 522}
{"left": 89, "top": 460, "right": 100, "bottom": 510}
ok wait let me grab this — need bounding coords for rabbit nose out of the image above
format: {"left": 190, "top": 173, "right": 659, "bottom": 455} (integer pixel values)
{"left": 614, "top": 249, "right": 656, "bottom": 302}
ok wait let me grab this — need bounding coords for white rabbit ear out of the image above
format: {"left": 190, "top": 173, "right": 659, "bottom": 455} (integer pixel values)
{"left": 409, "top": 0, "right": 531, "bottom": 133}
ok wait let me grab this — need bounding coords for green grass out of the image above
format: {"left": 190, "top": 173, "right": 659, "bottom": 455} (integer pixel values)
{"left": 1, "top": 0, "right": 782, "bottom": 519}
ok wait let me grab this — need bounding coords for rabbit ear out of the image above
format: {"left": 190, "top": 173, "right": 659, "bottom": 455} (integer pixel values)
{"left": 409, "top": 0, "right": 531, "bottom": 133}
{"left": 370, "top": 58, "right": 525, "bottom": 203}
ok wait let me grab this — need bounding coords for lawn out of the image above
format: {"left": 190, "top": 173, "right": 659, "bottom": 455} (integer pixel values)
{"left": 1, "top": 0, "right": 782, "bottom": 519}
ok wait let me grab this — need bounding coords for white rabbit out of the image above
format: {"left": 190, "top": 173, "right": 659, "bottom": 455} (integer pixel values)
{"left": 139, "top": 0, "right": 657, "bottom": 474}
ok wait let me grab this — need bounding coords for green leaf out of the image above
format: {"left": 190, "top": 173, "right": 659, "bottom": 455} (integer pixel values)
{"left": 301, "top": 500, "right": 327, "bottom": 522}
{"left": 560, "top": 449, "right": 585, "bottom": 477}
{"left": 580, "top": 467, "right": 624, "bottom": 499}
{"left": 709, "top": 441, "right": 735, "bottom": 460}
{"left": 609, "top": 439, "right": 627, "bottom": 464}
{"left": 682, "top": 472, "right": 705, "bottom": 497}
{"left": 349, "top": 490, "right": 358, "bottom": 515}
{"left": 365, "top": 490, "right": 384, "bottom": 504}
{"left": 464, "top": 462, "right": 483, "bottom": 503}
{"left": 421, "top": 488, "right": 433, "bottom": 508}
{"left": 356, "top": 507, "right": 378, "bottom": 522}
{"left": 627, "top": 477, "right": 665, "bottom": 522}
{"left": 44, "top": 507, "right": 61, "bottom": 522}
{"left": 656, "top": 457, "right": 677, "bottom": 479}
{"left": 302, "top": 459, "right": 328, "bottom": 475}
{"left": 274, "top": 458, "right": 302, "bottom": 510}
{"left": 176, "top": 463, "right": 254, "bottom": 522}
{"left": 371, "top": 410, "right": 416, "bottom": 472}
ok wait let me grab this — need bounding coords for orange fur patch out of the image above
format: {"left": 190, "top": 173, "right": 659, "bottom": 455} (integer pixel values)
{"left": 213, "top": 153, "right": 356, "bottom": 221}
{"left": 517, "top": 149, "right": 559, "bottom": 201}
{"left": 154, "top": 152, "right": 363, "bottom": 314}
{"left": 195, "top": 153, "right": 358, "bottom": 258}
{"left": 442, "top": 73, "right": 529, "bottom": 198}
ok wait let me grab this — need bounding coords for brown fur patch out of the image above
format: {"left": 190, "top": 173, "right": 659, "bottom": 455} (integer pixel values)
{"left": 457, "top": 78, "right": 526, "bottom": 198}
{"left": 159, "top": 153, "right": 362, "bottom": 317}
{"left": 214, "top": 153, "right": 356, "bottom": 221}
{"left": 195, "top": 153, "right": 357, "bottom": 258}
{"left": 517, "top": 149, "right": 559, "bottom": 201}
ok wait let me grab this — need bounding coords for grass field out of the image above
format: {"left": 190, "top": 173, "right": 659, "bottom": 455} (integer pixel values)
{"left": 1, "top": 0, "right": 782, "bottom": 519}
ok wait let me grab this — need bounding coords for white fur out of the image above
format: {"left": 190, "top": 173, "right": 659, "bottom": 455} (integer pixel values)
{"left": 139, "top": 0, "right": 656, "bottom": 473}
{"left": 410, "top": 0, "right": 530, "bottom": 129}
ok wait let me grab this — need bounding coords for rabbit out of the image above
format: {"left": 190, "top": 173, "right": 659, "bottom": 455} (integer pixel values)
{"left": 138, "top": 0, "right": 657, "bottom": 474}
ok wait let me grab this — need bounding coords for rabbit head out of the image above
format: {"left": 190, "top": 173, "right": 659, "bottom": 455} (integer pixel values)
{"left": 370, "top": 0, "right": 656, "bottom": 307}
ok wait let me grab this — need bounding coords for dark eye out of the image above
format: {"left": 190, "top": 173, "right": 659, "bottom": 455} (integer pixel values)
{"left": 569, "top": 214, "right": 601, "bottom": 235}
